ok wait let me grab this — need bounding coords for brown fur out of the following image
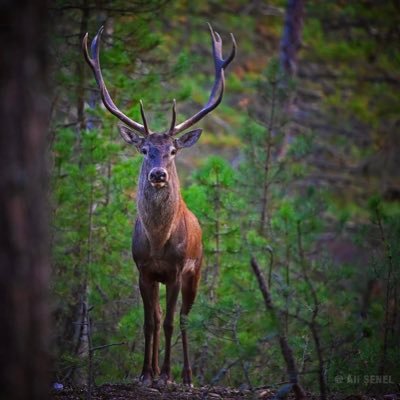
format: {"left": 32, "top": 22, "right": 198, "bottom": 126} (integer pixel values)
{"left": 132, "top": 134, "right": 202, "bottom": 385}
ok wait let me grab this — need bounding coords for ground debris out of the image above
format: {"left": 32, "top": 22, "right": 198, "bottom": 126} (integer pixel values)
{"left": 51, "top": 381, "right": 279, "bottom": 400}
{"left": 52, "top": 382, "right": 398, "bottom": 400}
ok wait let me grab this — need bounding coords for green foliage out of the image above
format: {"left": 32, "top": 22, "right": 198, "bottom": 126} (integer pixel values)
{"left": 50, "top": 0, "right": 399, "bottom": 395}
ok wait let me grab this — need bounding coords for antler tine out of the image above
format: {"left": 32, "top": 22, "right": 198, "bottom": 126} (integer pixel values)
{"left": 169, "top": 23, "right": 236, "bottom": 136}
{"left": 82, "top": 26, "right": 148, "bottom": 136}
{"left": 224, "top": 33, "right": 237, "bottom": 68}
{"left": 139, "top": 100, "right": 151, "bottom": 135}
{"left": 168, "top": 99, "right": 177, "bottom": 134}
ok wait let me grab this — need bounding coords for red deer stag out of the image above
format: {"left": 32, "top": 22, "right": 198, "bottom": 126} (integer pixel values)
{"left": 83, "top": 25, "right": 236, "bottom": 386}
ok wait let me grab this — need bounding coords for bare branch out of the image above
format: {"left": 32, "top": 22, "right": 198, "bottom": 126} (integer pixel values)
{"left": 250, "top": 257, "right": 307, "bottom": 400}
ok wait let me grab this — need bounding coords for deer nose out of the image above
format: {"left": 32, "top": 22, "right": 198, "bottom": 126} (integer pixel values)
{"left": 148, "top": 168, "right": 168, "bottom": 183}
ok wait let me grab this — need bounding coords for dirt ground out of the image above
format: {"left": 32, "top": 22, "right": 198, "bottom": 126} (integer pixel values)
{"left": 51, "top": 380, "right": 283, "bottom": 400}
{"left": 51, "top": 380, "right": 399, "bottom": 400}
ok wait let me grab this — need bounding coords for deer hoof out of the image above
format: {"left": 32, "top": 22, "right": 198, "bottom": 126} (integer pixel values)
{"left": 158, "top": 373, "right": 173, "bottom": 386}
{"left": 182, "top": 368, "right": 193, "bottom": 386}
{"left": 139, "top": 373, "right": 153, "bottom": 386}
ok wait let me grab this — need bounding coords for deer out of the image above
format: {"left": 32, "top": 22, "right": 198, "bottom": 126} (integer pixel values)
{"left": 83, "top": 24, "right": 236, "bottom": 386}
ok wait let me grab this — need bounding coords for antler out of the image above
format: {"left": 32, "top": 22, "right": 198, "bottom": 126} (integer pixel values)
{"left": 168, "top": 23, "right": 237, "bottom": 136}
{"left": 82, "top": 26, "right": 150, "bottom": 136}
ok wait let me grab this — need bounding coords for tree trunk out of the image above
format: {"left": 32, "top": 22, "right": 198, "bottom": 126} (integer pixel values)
{"left": 280, "top": 0, "right": 305, "bottom": 77}
{"left": 277, "top": 0, "right": 305, "bottom": 161}
{"left": 0, "top": 1, "right": 50, "bottom": 399}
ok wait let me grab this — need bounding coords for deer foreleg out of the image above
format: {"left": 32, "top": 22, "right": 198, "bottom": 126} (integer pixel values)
{"left": 160, "top": 278, "right": 181, "bottom": 383}
{"left": 152, "top": 300, "right": 161, "bottom": 376}
{"left": 139, "top": 276, "right": 158, "bottom": 385}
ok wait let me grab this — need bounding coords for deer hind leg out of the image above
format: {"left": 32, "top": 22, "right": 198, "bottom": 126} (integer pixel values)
{"left": 152, "top": 300, "right": 161, "bottom": 376}
{"left": 180, "top": 271, "right": 200, "bottom": 385}
{"left": 159, "top": 279, "right": 181, "bottom": 384}
{"left": 139, "top": 276, "right": 158, "bottom": 386}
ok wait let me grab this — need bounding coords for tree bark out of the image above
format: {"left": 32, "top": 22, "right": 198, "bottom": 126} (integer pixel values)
{"left": 280, "top": 0, "right": 305, "bottom": 77}
{"left": 0, "top": 1, "right": 50, "bottom": 399}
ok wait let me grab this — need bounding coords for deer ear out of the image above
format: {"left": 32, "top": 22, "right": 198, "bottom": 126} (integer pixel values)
{"left": 175, "top": 129, "right": 202, "bottom": 149}
{"left": 118, "top": 124, "right": 144, "bottom": 148}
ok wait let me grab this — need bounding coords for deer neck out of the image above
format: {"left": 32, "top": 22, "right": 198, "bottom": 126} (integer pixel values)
{"left": 137, "top": 162, "right": 182, "bottom": 255}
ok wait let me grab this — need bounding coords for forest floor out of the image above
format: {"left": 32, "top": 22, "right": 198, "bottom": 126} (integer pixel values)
{"left": 51, "top": 380, "right": 397, "bottom": 400}
{"left": 52, "top": 381, "right": 275, "bottom": 399}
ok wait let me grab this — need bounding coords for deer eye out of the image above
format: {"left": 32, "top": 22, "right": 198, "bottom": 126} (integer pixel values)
{"left": 141, "top": 148, "right": 148, "bottom": 155}
{"left": 170, "top": 148, "right": 177, "bottom": 156}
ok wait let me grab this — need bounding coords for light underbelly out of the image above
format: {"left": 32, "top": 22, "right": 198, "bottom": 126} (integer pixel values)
{"left": 182, "top": 259, "right": 196, "bottom": 274}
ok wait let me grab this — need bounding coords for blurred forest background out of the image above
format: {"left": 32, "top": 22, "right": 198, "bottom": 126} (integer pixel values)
{"left": 48, "top": 0, "right": 399, "bottom": 397}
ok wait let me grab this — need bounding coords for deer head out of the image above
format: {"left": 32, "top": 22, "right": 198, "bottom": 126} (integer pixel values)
{"left": 82, "top": 24, "right": 236, "bottom": 188}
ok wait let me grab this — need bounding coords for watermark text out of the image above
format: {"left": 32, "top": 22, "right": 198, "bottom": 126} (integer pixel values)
{"left": 334, "top": 375, "right": 393, "bottom": 385}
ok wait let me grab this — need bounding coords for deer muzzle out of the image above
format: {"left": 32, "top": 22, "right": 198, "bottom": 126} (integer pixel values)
{"left": 148, "top": 168, "right": 168, "bottom": 188}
